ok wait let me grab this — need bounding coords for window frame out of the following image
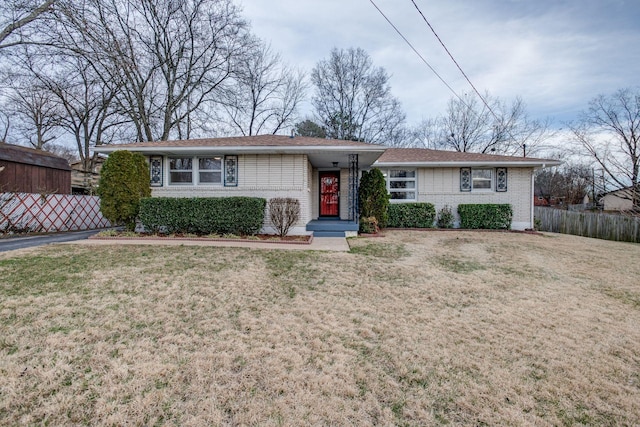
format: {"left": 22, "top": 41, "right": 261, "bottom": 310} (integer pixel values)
{"left": 198, "top": 156, "right": 223, "bottom": 185}
{"left": 460, "top": 167, "right": 506, "bottom": 192}
{"left": 384, "top": 168, "right": 417, "bottom": 201}
{"left": 471, "top": 168, "right": 493, "bottom": 191}
{"left": 168, "top": 157, "right": 194, "bottom": 185}
{"left": 168, "top": 156, "right": 227, "bottom": 186}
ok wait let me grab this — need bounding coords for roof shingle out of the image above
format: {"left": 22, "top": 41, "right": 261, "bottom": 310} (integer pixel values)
{"left": 376, "top": 147, "right": 558, "bottom": 164}
{"left": 101, "top": 134, "right": 384, "bottom": 149}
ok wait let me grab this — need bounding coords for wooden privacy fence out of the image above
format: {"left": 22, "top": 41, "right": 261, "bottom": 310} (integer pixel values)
{"left": 535, "top": 207, "right": 640, "bottom": 243}
{"left": 1, "top": 192, "right": 111, "bottom": 233}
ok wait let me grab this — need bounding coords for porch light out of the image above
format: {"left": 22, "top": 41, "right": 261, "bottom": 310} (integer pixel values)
{"left": 332, "top": 162, "right": 339, "bottom": 168}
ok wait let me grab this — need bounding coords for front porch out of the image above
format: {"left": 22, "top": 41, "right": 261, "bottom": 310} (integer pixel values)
{"left": 306, "top": 219, "right": 359, "bottom": 238}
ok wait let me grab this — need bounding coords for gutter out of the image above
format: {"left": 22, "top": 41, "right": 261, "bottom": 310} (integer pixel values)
{"left": 374, "top": 160, "right": 562, "bottom": 168}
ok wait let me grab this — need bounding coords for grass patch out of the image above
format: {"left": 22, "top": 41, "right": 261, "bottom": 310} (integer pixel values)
{"left": 599, "top": 286, "right": 640, "bottom": 308}
{"left": 435, "top": 256, "right": 486, "bottom": 274}
{"left": 348, "top": 240, "right": 409, "bottom": 260}
{"left": 0, "top": 231, "right": 639, "bottom": 425}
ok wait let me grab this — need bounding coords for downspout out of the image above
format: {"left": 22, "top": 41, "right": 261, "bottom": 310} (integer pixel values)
{"left": 530, "top": 168, "right": 537, "bottom": 229}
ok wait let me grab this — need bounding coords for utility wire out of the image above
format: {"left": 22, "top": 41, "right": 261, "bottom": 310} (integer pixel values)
{"left": 369, "top": 0, "right": 527, "bottom": 154}
{"left": 408, "top": 0, "right": 502, "bottom": 124}
{"left": 411, "top": 0, "right": 495, "bottom": 110}
{"left": 367, "top": 0, "right": 464, "bottom": 105}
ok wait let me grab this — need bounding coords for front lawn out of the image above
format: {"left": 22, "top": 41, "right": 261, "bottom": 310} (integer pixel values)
{"left": 0, "top": 231, "right": 639, "bottom": 425}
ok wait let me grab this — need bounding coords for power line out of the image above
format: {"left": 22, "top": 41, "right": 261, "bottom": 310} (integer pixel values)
{"left": 408, "top": 0, "right": 508, "bottom": 127}
{"left": 367, "top": 0, "right": 464, "bottom": 105}
{"left": 369, "top": 0, "right": 527, "bottom": 154}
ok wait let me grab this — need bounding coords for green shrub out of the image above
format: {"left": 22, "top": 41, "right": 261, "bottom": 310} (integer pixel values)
{"left": 387, "top": 203, "right": 436, "bottom": 228}
{"left": 97, "top": 151, "right": 150, "bottom": 230}
{"left": 437, "top": 205, "right": 455, "bottom": 228}
{"left": 359, "top": 168, "right": 389, "bottom": 228}
{"left": 458, "top": 204, "right": 513, "bottom": 229}
{"left": 139, "top": 197, "right": 266, "bottom": 235}
{"left": 359, "top": 216, "right": 379, "bottom": 234}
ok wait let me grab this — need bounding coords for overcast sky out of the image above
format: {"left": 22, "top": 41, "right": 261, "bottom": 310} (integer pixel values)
{"left": 240, "top": 0, "right": 640, "bottom": 129}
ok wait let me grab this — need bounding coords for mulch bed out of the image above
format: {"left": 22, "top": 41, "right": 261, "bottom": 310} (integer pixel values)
{"left": 90, "top": 232, "right": 313, "bottom": 245}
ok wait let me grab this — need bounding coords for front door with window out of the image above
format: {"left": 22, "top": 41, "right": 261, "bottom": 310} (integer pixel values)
{"left": 320, "top": 171, "right": 340, "bottom": 217}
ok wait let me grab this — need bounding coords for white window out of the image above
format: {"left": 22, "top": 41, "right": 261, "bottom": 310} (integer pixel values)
{"left": 472, "top": 168, "right": 492, "bottom": 190}
{"left": 169, "top": 156, "right": 225, "bottom": 185}
{"left": 386, "top": 169, "right": 416, "bottom": 200}
{"left": 169, "top": 158, "right": 193, "bottom": 184}
{"left": 198, "top": 157, "right": 222, "bottom": 184}
{"left": 461, "top": 167, "right": 502, "bottom": 192}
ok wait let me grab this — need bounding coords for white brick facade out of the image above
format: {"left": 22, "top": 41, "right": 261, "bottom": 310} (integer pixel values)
{"left": 150, "top": 154, "right": 313, "bottom": 234}
{"left": 388, "top": 167, "right": 534, "bottom": 230}
{"left": 95, "top": 136, "right": 556, "bottom": 234}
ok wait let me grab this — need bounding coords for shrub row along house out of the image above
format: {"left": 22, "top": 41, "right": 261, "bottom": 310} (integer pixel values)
{"left": 94, "top": 135, "right": 560, "bottom": 236}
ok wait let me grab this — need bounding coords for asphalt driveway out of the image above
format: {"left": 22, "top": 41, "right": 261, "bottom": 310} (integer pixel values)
{"left": 0, "top": 229, "right": 102, "bottom": 253}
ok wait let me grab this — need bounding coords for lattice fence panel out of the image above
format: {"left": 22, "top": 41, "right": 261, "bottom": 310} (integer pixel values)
{"left": 1, "top": 193, "right": 111, "bottom": 233}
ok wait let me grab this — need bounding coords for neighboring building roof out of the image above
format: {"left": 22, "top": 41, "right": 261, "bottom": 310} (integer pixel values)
{"left": 70, "top": 156, "right": 106, "bottom": 172}
{"left": 0, "top": 143, "right": 71, "bottom": 171}
{"left": 375, "top": 147, "right": 561, "bottom": 167}
{"left": 601, "top": 184, "right": 639, "bottom": 197}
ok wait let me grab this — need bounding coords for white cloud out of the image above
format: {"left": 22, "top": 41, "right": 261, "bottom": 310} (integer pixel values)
{"left": 240, "top": 0, "right": 640, "bottom": 128}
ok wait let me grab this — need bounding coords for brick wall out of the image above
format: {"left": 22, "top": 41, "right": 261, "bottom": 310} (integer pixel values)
{"left": 151, "top": 154, "right": 312, "bottom": 234}
{"left": 414, "top": 167, "right": 534, "bottom": 230}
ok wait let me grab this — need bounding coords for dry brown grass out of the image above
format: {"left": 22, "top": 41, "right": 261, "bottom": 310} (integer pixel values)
{"left": 0, "top": 231, "right": 639, "bottom": 426}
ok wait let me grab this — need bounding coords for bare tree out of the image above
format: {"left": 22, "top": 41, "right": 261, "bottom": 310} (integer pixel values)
{"left": 220, "top": 42, "right": 306, "bottom": 136}
{"left": 56, "top": 0, "right": 251, "bottom": 142}
{"left": 311, "top": 47, "right": 406, "bottom": 144}
{"left": 570, "top": 87, "right": 640, "bottom": 209}
{"left": 535, "top": 163, "right": 592, "bottom": 206}
{"left": 403, "top": 118, "right": 440, "bottom": 149}
{"left": 0, "top": 0, "right": 57, "bottom": 49}
{"left": 0, "top": 110, "right": 10, "bottom": 142}
{"left": 43, "top": 142, "right": 77, "bottom": 162}
{"left": 37, "top": 56, "right": 119, "bottom": 172}
{"left": 431, "top": 93, "right": 554, "bottom": 155}
{"left": 6, "top": 79, "right": 61, "bottom": 149}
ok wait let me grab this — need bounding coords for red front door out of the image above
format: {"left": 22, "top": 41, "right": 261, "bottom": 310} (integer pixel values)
{"left": 320, "top": 171, "right": 340, "bottom": 217}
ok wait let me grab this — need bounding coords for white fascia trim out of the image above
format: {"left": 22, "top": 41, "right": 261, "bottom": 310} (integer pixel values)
{"left": 94, "top": 145, "right": 386, "bottom": 155}
{"left": 374, "top": 160, "right": 562, "bottom": 168}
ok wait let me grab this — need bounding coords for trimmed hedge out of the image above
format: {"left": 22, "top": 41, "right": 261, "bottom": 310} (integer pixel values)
{"left": 458, "top": 204, "right": 513, "bottom": 229}
{"left": 387, "top": 203, "right": 436, "bottom": 228}
{"left": 139, "top": 197, "right": 266, "bottom": 235}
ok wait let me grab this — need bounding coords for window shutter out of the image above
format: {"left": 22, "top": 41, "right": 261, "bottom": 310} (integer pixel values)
{"left": 150, "top": 156, "right": 163, "bottom": 187}
{"left": 460, "top": 168, "right": 471, "bottom": 192}
{"left": 224, "top": 155, "right": 238, "bottom": 187}
{"left": 496, "top": 167, "right": 507, "bottom": 192}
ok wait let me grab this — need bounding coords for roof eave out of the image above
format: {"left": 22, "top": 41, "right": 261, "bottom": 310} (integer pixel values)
{"left": 374, "top": 160, "right": 562, "bottom": 168}
{"left": 93, "top": 145, "right": 386, "bottom": 154}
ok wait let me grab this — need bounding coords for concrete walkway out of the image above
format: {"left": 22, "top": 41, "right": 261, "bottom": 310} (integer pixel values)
{"left": 67, "top": 236, "right": 352, "bottom": 252}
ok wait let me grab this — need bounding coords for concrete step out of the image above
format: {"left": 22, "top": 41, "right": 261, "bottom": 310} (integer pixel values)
{"left": 306, "top": 220, "right": 358, "bottom": 232}
{"left": 312, "top": 231, "right": 346, "bottom": 238}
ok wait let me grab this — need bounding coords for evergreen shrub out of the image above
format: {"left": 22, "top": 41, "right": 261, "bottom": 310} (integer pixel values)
{"left": 358, "top": 168, "right": 389, "bottom": 230}
{"left": 436, "top": 205, "right": 455, "bottom": 228}
{"left": 97, "top": 151, "right": 150, "bottom": 230}
{"left": 458, "top": 204, "right": 513, "bottom": 229}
